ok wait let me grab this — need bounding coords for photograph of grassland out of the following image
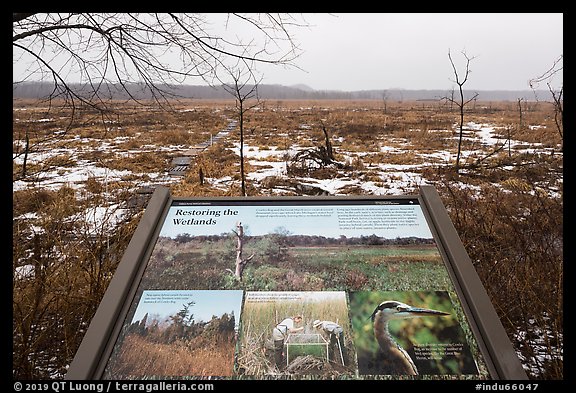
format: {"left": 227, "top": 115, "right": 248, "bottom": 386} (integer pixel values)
{"left": 136, "top": 202, "right": 453, "bottom": 293}
{"left": 103, "top": 290, "right": 243, "bottom": 379}
{"left": 349, "top": 290, "right": 485, "bottom": 378}
{"left": 237, "top": 291, "right": 357, "bottom": 378}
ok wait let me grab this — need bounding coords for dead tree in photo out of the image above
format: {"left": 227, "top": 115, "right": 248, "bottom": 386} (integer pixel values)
{"left": 232, "top": 221, "right": 254, "bottom": 280}
{"left": 444, "top": 49, "right": 479, "bottom": 173}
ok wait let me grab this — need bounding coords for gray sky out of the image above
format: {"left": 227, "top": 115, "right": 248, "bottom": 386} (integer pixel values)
{"left": 13, "top": 13, "right": 563, "bottom": 92}
{"left": 250, "top": 13, "right": 563, "bottom": 91}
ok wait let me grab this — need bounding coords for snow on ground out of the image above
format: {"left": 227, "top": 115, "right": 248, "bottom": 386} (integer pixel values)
{"left": 14, "top": 120, "right": 561, "bottom": 199}
{"left": 14, "top": 203, "right": 130, "bottom": 280}
{"left": 230, "top": 140, "right": 433, "bottom": 195}
{"left": 13, "top": 116, "right": 562, "bottom": 378}
{"left": 247, "top": 161, "right": 287, "bottom": 180}
{"left": 13, "top": 120, "right": 561, "bottom": 229}
{"left": 232, "top": 120, "right": 545, "bottom": 196}
{"left": 514, "top": 314, "right": 563, "bottom": 377}
{"left": 461, "top": 121, "right": 557, "bottom": 156}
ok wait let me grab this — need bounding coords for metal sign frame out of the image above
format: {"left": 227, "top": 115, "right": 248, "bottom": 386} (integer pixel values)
{"left": 66, "top": 185, "right": 527, "bottom": 380}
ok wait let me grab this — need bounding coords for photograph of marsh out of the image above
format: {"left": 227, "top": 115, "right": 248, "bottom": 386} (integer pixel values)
{"left": 349, "top": 290, "right": 485, "bottom": 378}
{"left": 103, "top": 290, "right": 243, "bottom": 379}
{"left": 137, "top": 202, "right": 454, "bottom": 293}
{"left": 236, "top": 291, "right": 357, "bottom": 378}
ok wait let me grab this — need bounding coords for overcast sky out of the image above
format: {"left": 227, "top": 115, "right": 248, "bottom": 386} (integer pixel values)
{"left": 13, "top": 13, "right": 562, "bottom": 92}
{"left": 250, "top": 13, "right": 563, "bottom": 91}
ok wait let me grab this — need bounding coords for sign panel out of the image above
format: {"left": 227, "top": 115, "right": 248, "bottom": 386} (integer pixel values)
{"left": 66, "top": 185, "right": 526, "bottom": 380}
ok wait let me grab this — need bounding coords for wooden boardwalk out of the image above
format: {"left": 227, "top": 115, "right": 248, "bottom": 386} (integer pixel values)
{"left": 168, "top": 119, "right": 237, "bottom": 176}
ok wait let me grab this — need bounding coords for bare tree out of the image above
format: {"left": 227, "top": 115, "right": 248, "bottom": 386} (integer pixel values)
{"left": 221, "top": 66, "right": 262, "bottom": 196}
{"left": 381, "top": 90, "right": 388, "bottom": 114}
{"left": 517, "top": 98, "right": 525, "bottom": 133}
{"left": 549, "top": 86, "right": 563, "bottom": 152}
{"left": 529, "top": 55, "right": 563, "bottom": 151}
{"left": 13, "top": 13, "right": 307, "bottom": 183}
{"left": 443, "top": 49, "right": 479, "bottom": 173}
{"left": 448, "top": 87, "right": 455, "bottom": 112}
{"left": 13, "top": 13, "right": 305, "bottom": 114}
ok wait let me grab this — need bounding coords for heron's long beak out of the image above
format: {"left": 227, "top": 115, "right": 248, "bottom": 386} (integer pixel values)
{"left": 403, "top": 306, "right": 450, "bottom": 317}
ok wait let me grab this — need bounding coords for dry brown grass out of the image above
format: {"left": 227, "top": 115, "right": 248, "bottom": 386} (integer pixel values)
{"left": 110, "top": 334, "right": 236, "bottom": 378}
{"left": 13, "top": 97, "right": 562, "bottom": 380}
{"left": 429, "top": 173, "right": 562, "bottom": 379}
{"left": 238, "top": 293, "right": 355, "bottom": 377}
{"left": 13, "top": 193, "right": 143, "bottom": 378}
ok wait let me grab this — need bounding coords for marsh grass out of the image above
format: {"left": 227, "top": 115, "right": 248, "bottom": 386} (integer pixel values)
{"left": 238, "top": 292, "right": 355, "bottom": 377}
{"left": 137, "top": 235, "right": 450, "bottom": 293}
{"left": 109, "top": 334, "right": 235, "bottom": 378}
{"left": 12, "top": 98, "right": 562, "bottom": 379}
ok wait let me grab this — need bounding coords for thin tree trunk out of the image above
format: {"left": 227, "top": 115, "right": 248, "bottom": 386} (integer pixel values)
{"left": 22, "top": 131, "right": 29, "bottom": 178}
{"left": 455, "top": 86, "right": 465, "bottom": 173}
{"left": 239, "top": 101, "right": 246, "bottom": 196}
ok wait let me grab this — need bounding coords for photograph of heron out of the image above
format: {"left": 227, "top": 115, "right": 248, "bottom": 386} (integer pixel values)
{"left": 349, "top": 290, "right": 482, "bottom": 377}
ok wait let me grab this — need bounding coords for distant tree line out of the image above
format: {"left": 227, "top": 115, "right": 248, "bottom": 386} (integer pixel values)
{"left": 12, "top": 81, "right": 553, "bottom": 102}
{"left": 168, "top": 233, "right": 435, "bottom": 247}
{"left": 127, "top": 305, "right": 236, "bottom": 346}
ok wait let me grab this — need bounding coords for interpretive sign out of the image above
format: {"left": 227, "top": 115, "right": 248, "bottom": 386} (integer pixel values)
{"left": 66, "top": 185, "right": 527, "bottom": 380}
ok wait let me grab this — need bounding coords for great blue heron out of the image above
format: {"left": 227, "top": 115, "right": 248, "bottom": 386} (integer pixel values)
{"left": 369, "top": 300, "right": 450, "bottom": 375}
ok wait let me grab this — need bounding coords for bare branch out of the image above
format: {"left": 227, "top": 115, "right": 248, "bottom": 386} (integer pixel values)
{"left": 13, "top": 13, "right": 306, "bottom": 113}
{"left": 529, "top": 55, "right": 563, "bottom": 89}
{"left": 444, "top": 49, "right": 478, "bottom": 173}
